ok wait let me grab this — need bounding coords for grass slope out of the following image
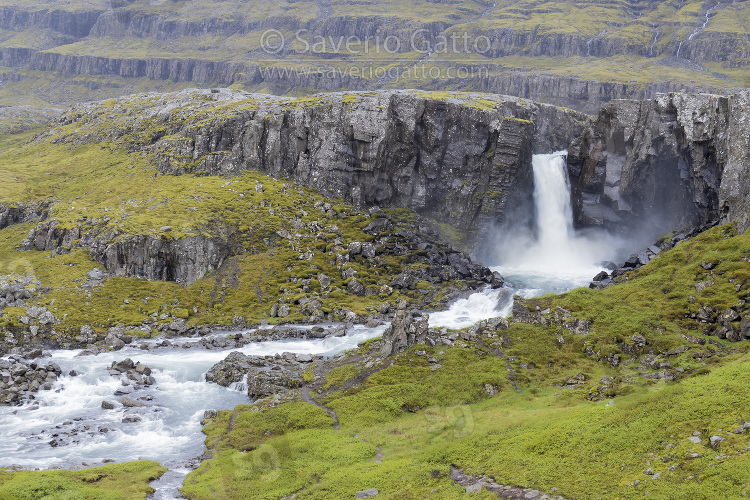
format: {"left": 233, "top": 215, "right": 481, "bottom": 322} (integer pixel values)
{"left": 0, "top": 461, "right": 167, "bottom": 500}
{"left": 182, "top": 224, "right": 750, "bottom": 499}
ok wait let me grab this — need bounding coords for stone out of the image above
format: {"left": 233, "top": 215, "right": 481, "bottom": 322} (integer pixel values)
{"left": 120, "top": 397, "right": 146, "bottom": 407}
{"left": 380, "top": 302, "right": 430, "bottom": 357}
{"left": 709, "top": 435, "right": 725, "bottom": 449}
{"left": 101, "top": 400, "right": 115, "bottom": 410}
{"left": 347, "top": 278, "right": 365, "bottom": 297}
{"left": 593, "top": 270, "right": 609, "bottom": 282}
{"left": 296, "top": 353, "right": 313, "bottom": 363}
{"left": 361, "top": 242, "right": 377, "bottom": 258}
{"left": 355, "top": 489, "right": 379, "bottom": 498}
{"left": 465, "top": 483, "right": 482, "bottom": 493}
{"left": 317, "top": 273, "right": 331, "bottom": 289}
{"left": 631, "top": 334, "right": 647, "bottom": 349}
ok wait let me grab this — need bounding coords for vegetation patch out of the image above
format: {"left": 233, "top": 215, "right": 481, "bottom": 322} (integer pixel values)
{"left": 0, "top": 461, "right": 167, "bottom": 500}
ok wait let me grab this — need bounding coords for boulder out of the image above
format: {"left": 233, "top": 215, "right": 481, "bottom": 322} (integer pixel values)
{"left": 380, "top": 301, "right": 431, "bottom": 357}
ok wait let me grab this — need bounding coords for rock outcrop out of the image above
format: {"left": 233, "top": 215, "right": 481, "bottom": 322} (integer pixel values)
{"left": 380, "top": 301, "right": 431, "bottom": 357}
{"left": 20, "top": 220, "right": 231, "bottom": 284}
{"left": 206, "top": 351, "right": 315, "bottom": 400}
{"left": 0, "top": 201, "right": 51, "bottom": 230}
{"left": 0, "top": 351, "right": 62, "bottom": 405}
{"left": 568, "top": 90, "right": 750, "bottom": 235}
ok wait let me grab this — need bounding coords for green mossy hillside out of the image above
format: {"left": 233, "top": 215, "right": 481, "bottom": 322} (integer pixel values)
{"left": 532, "top": 224, "right": 750, "bottom": 364}
{"left": 0, "top": 461, "right": 167, "bottom": 500}
{"left": 181, "top": 224, "right": 750, "bottom": 499}
{"left": 0, "top": 124, "right": 482, "bottom": 345}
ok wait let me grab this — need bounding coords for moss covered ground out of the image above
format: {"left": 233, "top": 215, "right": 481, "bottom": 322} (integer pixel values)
{"left": 0, "top": 461, "right": 167, "bottom": 500}
{"left": 181, "top": 223, "right": 750, "bottom": 499}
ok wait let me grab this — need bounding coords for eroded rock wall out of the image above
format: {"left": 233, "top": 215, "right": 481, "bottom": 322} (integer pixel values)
{"left": 146, "top": 90, "right": 588, "bottom": 230}
{"left": 567, "top": 92, "right": 732, "bottom": 233}
{"left": 568, "top": 89, "right": 750, "bottom": 235}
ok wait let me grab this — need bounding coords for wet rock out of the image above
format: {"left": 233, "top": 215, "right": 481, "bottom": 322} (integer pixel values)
{"left": 206, "top": 351, "right": 307, "bottom": 400}
{"left": 593, "top": 270, "right": 609, "bottom": 282}
{"left": 0, "top": 355, "right": 62, "bottom": 405}
{"left": 120, "top": 397, "right": 147, "bottom": 408}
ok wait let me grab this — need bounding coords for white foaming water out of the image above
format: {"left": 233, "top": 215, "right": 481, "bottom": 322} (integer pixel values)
{"left": 0, "top": 324, "right": 385, "bottom": 499}
{"left": 494, "top": 151, "right": 611, "bottom": 291}
{"left": 533, "top": 152, "right": 574, "bottom": 249}
{"left": 432, "top": 151, "right": 624, "bottom": 329}
{"left": 429, "top": 287, "right": 514, "bottom": 330}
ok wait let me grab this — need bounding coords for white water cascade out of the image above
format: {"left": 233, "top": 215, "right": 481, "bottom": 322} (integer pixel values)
{"left": 533, "top": 152, "right": 575, "bottom": 250}
{"left": 490, "top": 151, "right": 616, "bottom": 297}
{"left": 0, "top": 325, "right": 386, "bottom": 499}
{"left": 428, "top": 151, "right": 619, "bottom": 329}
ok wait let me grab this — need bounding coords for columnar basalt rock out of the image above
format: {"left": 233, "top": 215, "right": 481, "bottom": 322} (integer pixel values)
{"left": 567, "top": 92, "right": 746, "bottom": 234}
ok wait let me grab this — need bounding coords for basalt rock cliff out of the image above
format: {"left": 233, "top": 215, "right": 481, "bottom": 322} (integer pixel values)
{"left": 53, "top": 89, "right": 589, "bottom": 233}
{"left": 567, "top": 90, "right": 750, "bottom": 236}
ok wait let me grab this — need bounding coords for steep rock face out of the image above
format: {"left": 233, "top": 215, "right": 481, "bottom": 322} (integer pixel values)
{"left": 114, "top": 90, "right": 588, "bottom": 231}
{"left": 567, "top": 92, "right": 731, "bottom": 232}
{"left": 568, "top": 89, "right": 750, "bottom": 235}
{"left": 0, "top": 7, "right": 102, "bottom": 37}
{"left": 20, "top": 50, "right": 732, "bottom": 114}
{"left": 718, "top": 91, "right": 750, "bottom": 234}
{"left": 0, "top": 201, "right": 51, "bottom": 230}
{"left": 20, "top": 221, "right": 230, "bottom": 284}
{"left": 464, "top": 72, "right": 730, "bottom": 115}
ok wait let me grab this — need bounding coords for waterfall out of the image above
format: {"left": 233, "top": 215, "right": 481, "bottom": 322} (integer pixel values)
{"left": 532, "top": 151, "right": 574, "bottom": 250}
{"left": 488, "top": 150, "right": 619, "bottom": 295}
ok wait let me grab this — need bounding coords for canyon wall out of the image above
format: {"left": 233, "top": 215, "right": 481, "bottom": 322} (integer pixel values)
{"left": 568, "top": 90, "right": 750, "bottom": 235}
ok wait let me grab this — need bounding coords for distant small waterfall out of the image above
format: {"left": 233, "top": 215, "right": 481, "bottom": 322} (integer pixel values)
{"left": 532, "top": 151, "right": 573, "bottom": 250}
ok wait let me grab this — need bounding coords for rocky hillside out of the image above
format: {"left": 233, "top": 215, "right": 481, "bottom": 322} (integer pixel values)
{"left": 1, "top": 88, "right": 581, "bottom": 352}
{"left": 0, "top": 0, "right": 746, "bottom": 110}
{"left": 5, "top": 87, "right": 750, "bottom": 352}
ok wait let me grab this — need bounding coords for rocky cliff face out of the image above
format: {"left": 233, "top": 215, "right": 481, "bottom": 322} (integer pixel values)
{"left": 17, "top": 89, "right": 586, "bottom": 285}
{"left": 56, "top": 89, "right": 587, "bottom": 232}
{"left": 718, "top": 91, "right": 750, "bottom": 234}
{"left": 461, "top": 73, "right": 730, "bottom": 115}
{"left": 0, "top": 201, "right": 51, "bottom": 230}
{"left": 568, "top": 90, "right": 750, "bottom": 235}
